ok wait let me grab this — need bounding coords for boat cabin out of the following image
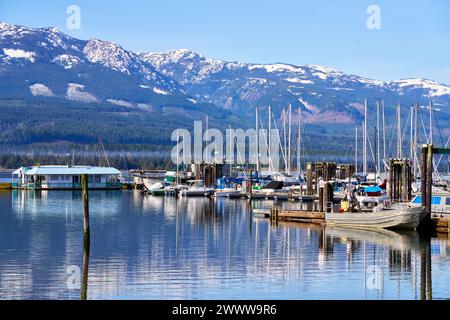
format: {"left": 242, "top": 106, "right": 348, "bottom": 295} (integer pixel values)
{"left": 411, "top": 194, "right": 450, "bottom": 215}
{"left": 12, "top": 165, "right": 122, "bottom": 190}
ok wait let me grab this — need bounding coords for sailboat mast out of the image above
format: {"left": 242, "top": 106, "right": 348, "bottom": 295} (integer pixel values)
{"left": 414, "top": 103, "right": 418, "bottom": 178}
{"left": 283, "top": 108, "right": 287, "bottom": 173}
{"left": 397, "top": 101, "right": 402, "bottom": 158}
{"left": 288, "top": 104, "right": 292, "bottom": 175}
{"left": 376, "top": 100, "right": 380, "bottom": 175}
{"left": 410, "top": 105, "right": 414, "bottom": 162}
{"left": 298, "top": 107, "right": 301, "bottom": 173}
{"left": 256, "top": 107, "right": 259, "bottom": 173}
{"left": 355, "top": 126, "right": 358, "bottom": 173}
{"left": 363, "top": 99, "right": 367, "bottom": 175}
{"left": 429, "top": 101, "right": 433, "bottom": 145}
{"left": 176, "top": 130, "right": 179, "bottom": 184}
{"left": 382, "top": 100, "right": 386, "bottom": 167}
{"left": 268, "top": 106, "right": 272, "bottom": 173}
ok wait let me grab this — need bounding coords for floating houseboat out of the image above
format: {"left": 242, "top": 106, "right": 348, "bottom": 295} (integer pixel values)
{"left": 12, "top": 165, "right": 122, "bottom": 190}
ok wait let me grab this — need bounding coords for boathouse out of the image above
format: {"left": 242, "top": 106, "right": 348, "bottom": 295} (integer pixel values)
{"left": 12, "top": 165, "right": 122, "bottom": 190}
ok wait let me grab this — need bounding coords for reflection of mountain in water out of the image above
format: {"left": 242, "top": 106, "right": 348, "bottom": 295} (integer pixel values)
{"left": 0, "top": 191, "right": 449, "bottom": 299}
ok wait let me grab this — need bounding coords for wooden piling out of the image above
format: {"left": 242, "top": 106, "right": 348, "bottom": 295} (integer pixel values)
{"left": 249, "top": 168, "right": 253, "bottom": 201}
{"left": 426, "top": 144, "right": 433, "bottom": 218}
{"left": 81, "top": 233, "right": 90, "bottom": 300}
{"left": 306, "top": 163, "right": 313, "bottom": 195}
{"left": 81, "top": 173, "right": 90, "bottom": 301}
{"left": 322, "top": 183, "right": 329, "bottom": 212}
{"left": 318, "top": 186, "right": 324, "bottom": 212}
{"left": 81, "top": 174, "right": 90, "bottom": 242}
{"left": 420, "top": 145, "right": 428, "bottom": 209}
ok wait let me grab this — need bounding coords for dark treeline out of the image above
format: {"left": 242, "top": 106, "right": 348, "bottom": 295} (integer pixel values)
{"left": 0, "top": 153, "right": 173, "bottom": 170}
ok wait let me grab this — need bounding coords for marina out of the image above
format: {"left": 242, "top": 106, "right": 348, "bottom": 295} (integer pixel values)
{"left": 0, "top": 190, "right": 449, "bottom": 300}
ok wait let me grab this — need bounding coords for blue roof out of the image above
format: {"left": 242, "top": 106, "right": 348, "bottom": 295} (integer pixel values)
{"left": 13, "top": 165, "right": 121, "bottom": 175}
{"left": 364, "top": 186, "right": 383, "bottom": 193}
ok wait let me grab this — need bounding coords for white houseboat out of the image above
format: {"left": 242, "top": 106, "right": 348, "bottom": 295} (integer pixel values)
{"left": 12, "top": 165, "right": 122, "bottom": 190}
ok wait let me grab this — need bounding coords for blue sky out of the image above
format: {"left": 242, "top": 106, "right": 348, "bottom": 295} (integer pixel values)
{"left": 1, "top": 0, "right": 449, "bottom": 84}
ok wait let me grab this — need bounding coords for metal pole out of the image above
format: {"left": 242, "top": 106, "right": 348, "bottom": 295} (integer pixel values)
{"left": 414, "top": 103, "right": 419, "bottom": 178}
{"left": 256, "top": 107, "right": 259, "bottom": 173}
{"left": 364, "top": 99, "right": 367, "bottom": 175}
{"left": 377, "top": 100, "right": 380, "bottom": 176}
{"left": 268, "top": 106, "right": 272, "bottom": 173}
{"left": 397, "top": 101, "right": 402, "bottom": 158}
{"left": 288, "top": 104, "right": 292, "bottom": 175}
{"left": 298, "top": 107, "right": 301, "bottom": 173}
{"left": 382, "top": 100, "right": 386, "bottom": 167}
{"left": 429, "top": 101, "right": 433, "bottom": 145}
{"left": 355, "top": 126, "right": 358, "bottom": 173}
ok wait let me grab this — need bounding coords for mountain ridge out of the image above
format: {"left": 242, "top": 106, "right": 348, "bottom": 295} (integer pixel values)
{"left": 0, "top": 21, "right": 449, "bottom": 152}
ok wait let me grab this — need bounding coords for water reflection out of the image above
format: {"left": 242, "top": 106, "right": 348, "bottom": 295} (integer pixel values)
{"left": 0, "top": 190, "right": 448, "bottom": 299}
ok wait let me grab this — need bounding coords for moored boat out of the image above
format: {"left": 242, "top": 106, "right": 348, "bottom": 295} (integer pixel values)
{"left": 12, "top": 165, "right": 122, "bottom": 190}
{"left": 325, "top": 204, "right": 425, "bottom": 230}
{"left": 215, "top": 187, "right": 242, "bottom": 198}
{"left": 180, "top": 180, "right": 215, "bottom": 197}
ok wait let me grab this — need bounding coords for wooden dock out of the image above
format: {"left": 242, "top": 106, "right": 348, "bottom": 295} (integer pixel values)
{"left": 433, "top": 217, "right": 450, "bottom": 235}
{"left": 270, "top": 207, "right": 325, "bottom": 224}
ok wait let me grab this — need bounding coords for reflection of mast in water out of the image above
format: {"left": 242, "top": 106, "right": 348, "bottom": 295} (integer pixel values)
{"left": 389, "top": 248, "right": 412, "bottom": 274}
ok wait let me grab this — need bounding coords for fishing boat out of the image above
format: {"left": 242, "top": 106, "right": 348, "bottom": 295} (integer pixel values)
{"left": 325, "top": 204, "right": 425, "bottom": 230}
{"left": 180, "top": 180, "right": 215, "bottom": 197}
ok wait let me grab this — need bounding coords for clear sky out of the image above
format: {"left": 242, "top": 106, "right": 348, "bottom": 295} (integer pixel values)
{"left": 1, "top": 0, "right": 449, "bottom": 84}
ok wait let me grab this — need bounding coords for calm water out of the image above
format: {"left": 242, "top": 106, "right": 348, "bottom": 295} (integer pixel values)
{"left": 0, "top": 189, "right": 449, "bottom": 300}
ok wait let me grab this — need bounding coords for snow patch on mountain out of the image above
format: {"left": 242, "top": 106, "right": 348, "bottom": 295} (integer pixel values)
{"left": 298, "top": 97, "right": 319, "bottom": 114}
{"left": 66, "top": 83, "right": 98, "bottom": 103}
{"left": 285, "top": 78, "right": 313, "bottom": 84}
{"left": 29, "top": 83, "right": 53, "bottom": 97}
{"left": 249, "top": 63, "right": 305, "bottom": 73}
{"left": 107, "top": 99, "right": 134, "bottom": 108}
{"left": 153, "top": 87, "right": 171, "bottom": 95}
{"left": 52, "top": 54, "right": 81, "bottom": 69}
{"left": 3, "top": 48, "right": 35, "bottom": 62}
{"left": 389, "top": 78, "right": 450, "bottom": 97}
{"left": 139, "top": 84, "right": 170, "bottom": 95}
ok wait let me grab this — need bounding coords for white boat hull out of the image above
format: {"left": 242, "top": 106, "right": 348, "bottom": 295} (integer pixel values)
{"left": 325, "top": 206, "right": 425, "bottom": 230}
{"left": 215, "top": 189, "right": 242, "bottom": 198}
{"left": 181, "top": 188, "right": 215, "bottom": 197}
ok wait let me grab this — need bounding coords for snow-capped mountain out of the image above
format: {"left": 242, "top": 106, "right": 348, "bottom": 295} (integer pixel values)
{"left": 140, "top": 49, "right": 450, "bottom": 124}
{"left": 0, "top": 21, "right": 448, "bottom": 149}
{"left": 0, "top": 22, "right": 183, "bottom": 104}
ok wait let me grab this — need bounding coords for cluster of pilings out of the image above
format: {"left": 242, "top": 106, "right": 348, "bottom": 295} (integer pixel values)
{"left": 192, "top": 163, "right": 224, "bottom": 187}
{"left": 388, "top": 159, "right": 412, "bottom": 202}
{"left": 336, "top": 164, "right": 356, "bottom": 180}
{"left": 306, "top": 162, "right": 337, "bottom": 195}
{"left": 203, "top": 164, "right": 224, "bottom": 187}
